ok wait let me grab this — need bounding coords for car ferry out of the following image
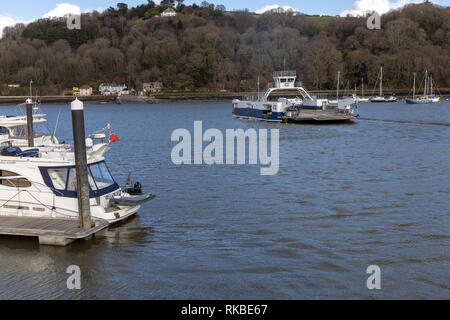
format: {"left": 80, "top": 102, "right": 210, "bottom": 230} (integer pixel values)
{"left": 232, "top": 71, "right": 358, "bottom": 123}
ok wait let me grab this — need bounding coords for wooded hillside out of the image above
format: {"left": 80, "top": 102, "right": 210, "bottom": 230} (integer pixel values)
{"left": 0, "top": 1, "right": 449, "bottom": 95}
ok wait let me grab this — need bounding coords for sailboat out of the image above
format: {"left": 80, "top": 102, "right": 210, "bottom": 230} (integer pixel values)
{"left": 406, "top": 71, "right": 432, "bottom": 104}
{"left": 353, "top": 77, "right": 370, "bottom": 102}
{"left": 370, "top": 67, "right": 397, "bottom": 103}
{"left": 428, "top": 74, "right": 440, "bottom": 103}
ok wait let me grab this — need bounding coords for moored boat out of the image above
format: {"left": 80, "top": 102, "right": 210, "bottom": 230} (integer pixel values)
{"left": 405, "top": 71, "right": 433, "bottom": 104}
{"left": 370, "top": 67, "right": 397, "bottom": 103}
{"left": 0, "top": 99, "right": 155, "bottom": 224}
{"left": 232, "top": 71, "right": 358, "bottom": 123}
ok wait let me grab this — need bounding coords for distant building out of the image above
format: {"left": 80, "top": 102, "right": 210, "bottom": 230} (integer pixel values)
{"left": 7, "top": 84, "right": 20, "bottom": 88}
{"left": 99, "top": 83, "right": 114, "bottom": 95}
{"left": 143, "top": 82, "right": 163, "bottom": 93}
{"left": 160, "top": 8, "right": 177, "bottom": 17}
{"left": 80, "top": 85, "right": 93, "bottom": 96}
{"left": 99, "top": 83, "right": 129, "bottom": 95}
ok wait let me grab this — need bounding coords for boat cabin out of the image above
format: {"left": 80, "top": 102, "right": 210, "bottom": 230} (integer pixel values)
{"left": 0, "top": 114, "right": 57, "bottom": 146}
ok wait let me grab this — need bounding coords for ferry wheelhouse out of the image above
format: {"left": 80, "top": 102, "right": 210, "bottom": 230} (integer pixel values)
{"left": 232, "top": 71, "right": 358, "bottom": 122}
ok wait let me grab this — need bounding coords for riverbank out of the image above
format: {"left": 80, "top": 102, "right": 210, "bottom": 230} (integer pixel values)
{"left": 0, "top": 95, "right": 116, "bottom": 105}
{"left": 2, "top": 89, "right": 449, "bottom": 105}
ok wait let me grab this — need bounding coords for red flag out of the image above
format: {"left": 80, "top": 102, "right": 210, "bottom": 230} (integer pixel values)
{"left": 109, "top": 133, "right": 119, "bottom": 143}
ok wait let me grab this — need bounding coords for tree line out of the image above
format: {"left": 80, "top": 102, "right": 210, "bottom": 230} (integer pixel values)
{"left": 0, "top": 1, "right": 449, "bottom": 95}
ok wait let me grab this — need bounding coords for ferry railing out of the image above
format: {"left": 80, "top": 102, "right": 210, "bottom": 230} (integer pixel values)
{"left": 273, "top": 71, "right": 296, "bottom": 77}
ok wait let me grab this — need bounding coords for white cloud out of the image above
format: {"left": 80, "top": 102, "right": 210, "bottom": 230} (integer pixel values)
{"left": 340, "top": 0, "right": 435, "bottom": 17}
{"left": 43, "top": 3, "right": 81, "bottom": 18}
{"left": 0, "top": 16, "right": 21, "bottom": 37}
{"left": 1, "top": 3, "right": 83, "bottom": 38}
{"left": 256, "top": 4, "right": 300, "bottom": 15}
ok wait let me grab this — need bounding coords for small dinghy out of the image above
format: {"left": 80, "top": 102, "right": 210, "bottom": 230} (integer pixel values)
{"left": 112, "top": 193, "right": 156, "bottom": 206}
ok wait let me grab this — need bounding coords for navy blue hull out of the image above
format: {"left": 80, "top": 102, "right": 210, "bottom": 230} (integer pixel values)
{"left": 405, "top": 99, "right": 432, "bottom": 104}
{"left": 233, "top": 108, "right": 284, "bottom": 122}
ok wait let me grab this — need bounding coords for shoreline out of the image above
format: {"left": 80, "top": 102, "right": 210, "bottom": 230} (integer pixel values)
{"left": 1, "top": 91, "right": 449, "bottom": 106}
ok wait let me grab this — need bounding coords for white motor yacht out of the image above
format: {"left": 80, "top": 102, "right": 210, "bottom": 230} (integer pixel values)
{"left": 0, "top": 142, "right": 154, "bottom": 223}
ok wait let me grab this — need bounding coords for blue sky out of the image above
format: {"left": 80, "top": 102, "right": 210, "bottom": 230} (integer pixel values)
{"left": 0, "top": 0, "right": 449, "bottom": 25}
{"left": 0, "top": 1, "right": 355, "bottom": 19}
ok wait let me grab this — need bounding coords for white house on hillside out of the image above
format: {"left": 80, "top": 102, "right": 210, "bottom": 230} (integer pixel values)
{"left": 143, "top": 82, "right": 163, "bottom": 93}
{"left": 160, "top": 8, "right": 177, "bottom": 17}
{"left": 80, "top": 85, "right": 93, "bottom": 96}
{"left": 99, "top": 83, "right": 129, "bottom": 95}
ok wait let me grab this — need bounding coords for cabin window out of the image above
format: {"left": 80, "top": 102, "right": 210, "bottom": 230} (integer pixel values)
{"left": 48, "top": 168, "right": 69, "bottom": 190}
{"left": 9, "top": 125, "right": 26, "bottom": 137}
{"left": 0, "top": 126, "right": 8, "bottom": 135}
{"left": 0, "top": 170, "right": 32, "bottom": 188}
{"left": 89, "top": 162, "right": 115, "bottom": 189}
{"left": 67, "top": 168, "right": 77, "bottom": 191}
{"left": 39, "top": 161, "right": 118, "bottom": 198}
{"left": 280, "top": 78, "right": 287, "bottom": 83}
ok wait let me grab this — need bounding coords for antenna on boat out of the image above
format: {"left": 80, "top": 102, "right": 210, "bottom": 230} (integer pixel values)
{"left": 337, "top": 71, "right": 340, "bottom": 98}
{"left": 257, "top": 76, "right": 260, "bottom": 100}
{"left": 29, "top": 80, "right": 33, "bottom": 100}
{"left": 53, "top": 107, "right": 62, "bottom": 139}
{"left": 361, "top": 77, "right": 364, "bottom": 96}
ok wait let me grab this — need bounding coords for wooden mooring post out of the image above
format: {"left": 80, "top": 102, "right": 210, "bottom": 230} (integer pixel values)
{"left": 26, "top": 98, "right": 34, "bottom": 147}
{"left": 71, "top": 98, "right": 93, "bottom": 231}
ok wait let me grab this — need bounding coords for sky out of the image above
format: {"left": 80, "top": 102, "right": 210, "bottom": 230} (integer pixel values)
{"left": 0, "top": 0, "right": 449, "bottom": 36}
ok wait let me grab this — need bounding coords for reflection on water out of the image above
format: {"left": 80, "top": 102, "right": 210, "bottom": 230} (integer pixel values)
{"left": 0, "top": 102, "right": 449, "bottom": 299}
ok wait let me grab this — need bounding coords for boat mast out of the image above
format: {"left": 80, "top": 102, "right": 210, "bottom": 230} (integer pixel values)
{"left": 337, "top": 71, "right": 340, "bottom": 98}
{"left": 257, "top": 76, "right": 260, "bottom": 100}
{"left": 424, "top": 70, "right": 428, "bottom": 97}
{"left": 413, "top": 72, "right": 415, "bottom": 98}
{"left": 380, "top": 67, "right": 383, "bottom": 97}
{"left": 430, "top": 75, "right": 433, "bottom": 96}
{"left": 361, "top": 77, "right": 364, "bottom": 97}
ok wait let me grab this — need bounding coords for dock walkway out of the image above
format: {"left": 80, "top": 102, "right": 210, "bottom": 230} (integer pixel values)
{"left": 0, "top": 216, "right": 109, "bottom": 246}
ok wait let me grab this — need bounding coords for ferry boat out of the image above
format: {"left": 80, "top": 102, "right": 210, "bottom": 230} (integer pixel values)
{"left": 232, "top": 71, "right": 358, "bottom": 123}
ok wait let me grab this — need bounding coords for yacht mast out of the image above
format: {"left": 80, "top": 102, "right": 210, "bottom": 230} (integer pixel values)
{"left": 362, "top": 77, "right": 364, "bottom": 96}
{"left": 413, "top": 72, "right": 415, "bottom": 98}
{"left": 424, "top": 70, "right": 428, "bottom": 96}
{"left": 380, "top": 67, "right": 383, "bottom": 97}
{"left": 337, "top": 71, "right": 340, "bottom": 98}
{"left": 430, "top": 75, "right": 433, "bottom": 96}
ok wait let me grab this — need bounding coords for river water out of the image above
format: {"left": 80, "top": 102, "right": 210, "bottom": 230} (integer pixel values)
{"left": 0, "top": 101, "right": 448, "bottom": 299}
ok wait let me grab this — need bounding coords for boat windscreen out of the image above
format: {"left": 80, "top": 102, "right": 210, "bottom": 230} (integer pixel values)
{"left": 88, "top": 161, "right": 115, "bottom": 189}
{"left": 40, "top": 161, "right": 118, "bottom": 197}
